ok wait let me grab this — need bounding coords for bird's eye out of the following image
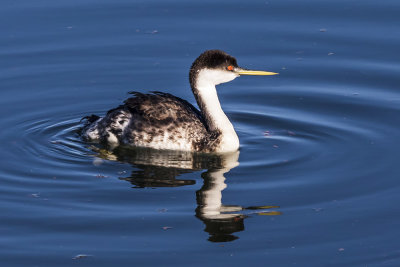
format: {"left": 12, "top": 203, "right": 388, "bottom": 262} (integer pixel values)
{"left": 227, "top": 65, "right": 234, "bottom": 71}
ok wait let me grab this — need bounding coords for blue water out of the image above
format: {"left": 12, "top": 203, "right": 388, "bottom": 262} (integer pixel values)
{"left": 1, "top": 0, "right": 400, "bottom": 266}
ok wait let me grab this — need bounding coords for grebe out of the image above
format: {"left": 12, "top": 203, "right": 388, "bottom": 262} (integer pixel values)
{"left": 82, "top": 50, "right": 277, "bottom": 153}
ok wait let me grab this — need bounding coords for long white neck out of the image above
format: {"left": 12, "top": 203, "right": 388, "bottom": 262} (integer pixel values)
{"left": 194, "top": 70, "right": 239, "bottom": 152}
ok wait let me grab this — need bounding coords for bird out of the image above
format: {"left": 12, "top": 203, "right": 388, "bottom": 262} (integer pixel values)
{"left": 82, "top": 50, "right": 277, "bottom": 153}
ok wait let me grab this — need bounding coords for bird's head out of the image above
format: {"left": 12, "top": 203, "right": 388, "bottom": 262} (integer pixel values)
{"left": 189, "top": 50, "right": 278, "bottom": 89}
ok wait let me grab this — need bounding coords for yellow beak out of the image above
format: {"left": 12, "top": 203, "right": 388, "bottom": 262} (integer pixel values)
{"left": 235, "top": 68, "right": 279, "bottom": 76}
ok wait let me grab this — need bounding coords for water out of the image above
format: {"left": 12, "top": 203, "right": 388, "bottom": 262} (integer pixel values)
{"left": 1, "top": 0, "right": 400, "bottom": 266}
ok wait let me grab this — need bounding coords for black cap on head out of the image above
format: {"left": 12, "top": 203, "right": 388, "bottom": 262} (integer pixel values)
{"left": 189, "top": 50, "right": 238, "bottom": 88}
{"left": 191, "top": 50, "right": 238, "bottom": 70}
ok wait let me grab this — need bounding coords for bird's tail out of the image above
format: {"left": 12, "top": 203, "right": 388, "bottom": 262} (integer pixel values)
{"left": 80, "top": 114, "right": 100, "bottom": 125}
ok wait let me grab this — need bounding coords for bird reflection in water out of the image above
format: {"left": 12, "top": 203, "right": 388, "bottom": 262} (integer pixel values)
{"left": 91, "top": 145, "right": 281, "bottom": 242}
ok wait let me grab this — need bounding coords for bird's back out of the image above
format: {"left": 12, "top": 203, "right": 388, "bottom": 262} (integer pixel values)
{"left": 82, "top": 92, "right": 219, "bottom": 151}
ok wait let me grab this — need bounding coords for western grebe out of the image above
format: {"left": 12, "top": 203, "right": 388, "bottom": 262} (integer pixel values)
{"left": 82, "top": 50, "right": 277, "bottom": 152}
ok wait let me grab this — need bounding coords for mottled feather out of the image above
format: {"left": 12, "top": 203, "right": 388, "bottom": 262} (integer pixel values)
{"left": 82, "top": 92, "right": 222, "bottom": 152}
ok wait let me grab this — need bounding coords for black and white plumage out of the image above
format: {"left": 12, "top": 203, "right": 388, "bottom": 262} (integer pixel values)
{"left": 82, "top": 50, "right": 277, "bottom": 153}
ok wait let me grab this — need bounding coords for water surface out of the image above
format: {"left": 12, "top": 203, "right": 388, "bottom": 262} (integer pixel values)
{"left": 1, "top": 0, "right": 400, "bottom": 266}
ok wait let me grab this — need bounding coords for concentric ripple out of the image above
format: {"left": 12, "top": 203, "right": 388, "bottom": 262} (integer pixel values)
{"left": 1, "top": 0, "right": 400, "bottom": 265}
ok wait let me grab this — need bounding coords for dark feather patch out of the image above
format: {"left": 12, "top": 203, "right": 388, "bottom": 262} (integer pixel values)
{"left": 80, "top": 114, "right": 100, "bottom": 124}
{"left": 82, "top": 92, "right": 222, "bottom": 152}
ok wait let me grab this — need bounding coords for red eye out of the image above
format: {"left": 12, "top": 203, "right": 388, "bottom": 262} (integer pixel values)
{"left": 227, "top": 65, "right": 234, "bottom": 71}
